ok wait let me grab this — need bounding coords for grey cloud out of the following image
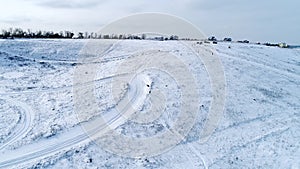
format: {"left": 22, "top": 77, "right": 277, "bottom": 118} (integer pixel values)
{"left": 0, "top": 17, "right": 31, "bottom": 24}
{"left": 36, "top": 0, "right": 106, "bottom": 9}
{"left": 187, "top": 0, "right": 240, "bottom": 11}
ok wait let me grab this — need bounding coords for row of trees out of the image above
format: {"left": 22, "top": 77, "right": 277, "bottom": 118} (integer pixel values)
{"left": 0, "top": 28, "right": 180, "bottom": 41}
{"left": 0, "top": 28, "right": 74, "bottom": 39}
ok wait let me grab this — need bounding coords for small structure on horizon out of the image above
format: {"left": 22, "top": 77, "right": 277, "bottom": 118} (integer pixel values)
{"left": 208, "top": 36, "right": 217, "bottom": 41}
{"left": 278, "top": 43, "right": 288, "bottom": 48}
{"left": 223, "top": 37, "right": 232, "bottom": 42}
{"left": 238, "top": 40, "right": 250, "bottom": 43}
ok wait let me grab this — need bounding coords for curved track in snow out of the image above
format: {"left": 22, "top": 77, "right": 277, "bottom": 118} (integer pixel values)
{"left": 0, "top": 73, "right": 150, "bottom": 168}
{"left": 0, "top": 97, "right": 34, "bottom": 151}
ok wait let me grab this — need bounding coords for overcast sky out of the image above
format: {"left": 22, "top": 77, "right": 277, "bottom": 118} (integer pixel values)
{"left": 0, "top": 0, "right": 299, "bottom": 44}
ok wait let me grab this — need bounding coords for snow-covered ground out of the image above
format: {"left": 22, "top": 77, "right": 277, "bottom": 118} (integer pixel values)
{"left": 0, "top": 39, "right": 299, "bottom": 168}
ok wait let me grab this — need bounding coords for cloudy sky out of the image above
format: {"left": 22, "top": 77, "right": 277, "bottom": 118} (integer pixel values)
{"left": 0, "top": 0, "right": 299, "bottom": 44}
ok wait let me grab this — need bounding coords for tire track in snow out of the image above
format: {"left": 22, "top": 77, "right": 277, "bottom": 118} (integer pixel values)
{"left": 0, "top": 97, "right": 34, "bottom": 151}
{"left": 0, "top": 72, "right": 149, "bottom": 168}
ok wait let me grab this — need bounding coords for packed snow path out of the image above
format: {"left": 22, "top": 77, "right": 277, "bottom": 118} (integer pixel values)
{"left": 0, "top": 97, "right": 34, "bottom": 151}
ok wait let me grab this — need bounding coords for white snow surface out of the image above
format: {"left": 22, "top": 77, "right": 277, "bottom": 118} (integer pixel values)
{"left": 0, "top": 39, "right": 299, "bottom": 169}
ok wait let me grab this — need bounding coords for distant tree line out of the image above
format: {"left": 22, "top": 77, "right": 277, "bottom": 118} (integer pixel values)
{"left": 0, "top": 28, "right": 180, "bottom": 41}
{"left": 0, "top": 28, "right": 75, "bottom": 39}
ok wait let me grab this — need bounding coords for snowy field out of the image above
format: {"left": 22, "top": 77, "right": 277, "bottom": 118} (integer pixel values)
{"left": 0, "top": 39, "right": 299, "bottom": 169}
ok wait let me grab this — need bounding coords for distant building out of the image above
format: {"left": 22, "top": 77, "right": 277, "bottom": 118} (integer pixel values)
{"left": 278, "top": 43, "right": 288, "bottom": 48}
{"left": 169, "top": 35, "right": 178, "bottom": 40}
{"left": 223, "top": 38, "right": 232, "bottom": 42}
{"left": 154, "top": 36, "right": 164, "bottom": 41}
{"left": 208, "top": 36, "right": 217, "bottom": 41}
{"left": 238, "top": 40, "right": 249, "bottom": 43}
